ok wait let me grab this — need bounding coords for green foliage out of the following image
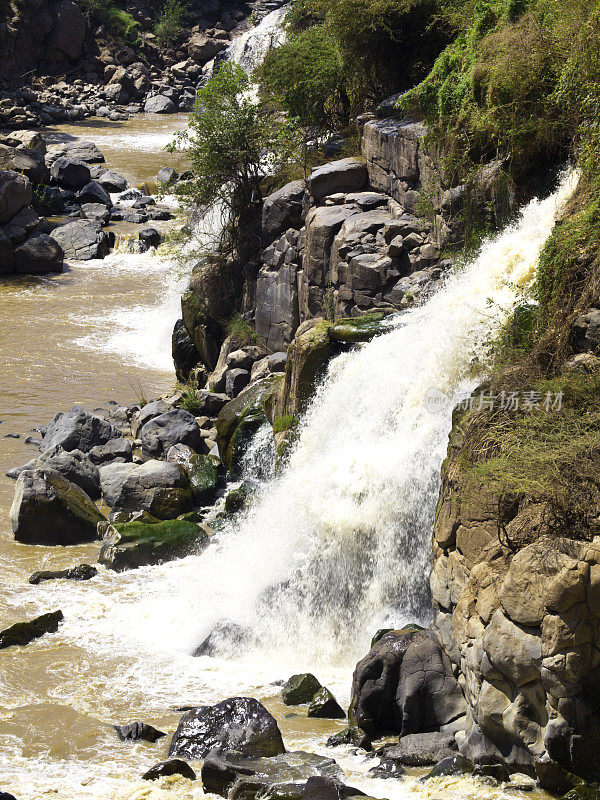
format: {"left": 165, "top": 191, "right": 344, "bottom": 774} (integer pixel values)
{"left": 227, "top": 314, "right": 259, "bottom": 346}
{"left": 399, "top": 0, "right": 600, "bottom": 183}
{"left": 181, "top": 384, "right": 202, "bottom": 414}
{"left": 78, "top": 0, "right": 139, "bottom": 41}
{"left": 273, "top": 414, "right": 294, "bottom": 433}
{"left": 168, "top": 61, "right": 299, "bottom": 256}
{"left": 154, "top": 0, "right": 187, "bottom": 47}
{"left": 259, "top": 0, "right": 445, "bottom": 128}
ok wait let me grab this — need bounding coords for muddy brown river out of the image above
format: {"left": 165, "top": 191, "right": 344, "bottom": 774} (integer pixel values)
{"left": 0, "top": 112, "right": 548, "bottom": 800}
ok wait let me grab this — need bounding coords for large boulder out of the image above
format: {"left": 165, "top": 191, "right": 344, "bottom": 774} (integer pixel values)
{"left": 274, "top": 319, "right": 331, "bottom": 420}
{"left": 60, "top": 141, "right": 105, "bottom": 164}
{"left": 0, "top": 144, "right": 48, "bottom": 184}
{"left": 216, "top": 376, "right": 281, "bottom": 474}
{"left": 97, "top": 169, "right": 128, "bottom": 193}
{"left": 349, "top": 628, "right": 466, "bottom": 738}
{"left": 308, "top": 688, "right": 345, "bottom": 720}
{"left": 14, "top": 234, "right": 63, "bottom": 274}
{"left": 262, "top": 180, "right": 305, "bottom": 240}
{"left": 10, "top": 468, "right": 105, "bottom": 545}
{"left": 50, "top": 157, "right": 91, "bottom": 190}
{"left": 101, "top": 460, "right": 193, "bottom": 519}
{"left": 144, "top": 95, "right": 175, "bottom": 114}
{"left": 169, "top": 698, "right": 285, "bottom": 760}
{"left": 202, "top": 751, "right": 343, "bottom": 799}
{"left": 98, "top": 518, "right": 208, "bottom": 571}
{"left": 282, "top": 673, "right": 322, "bottom": 705}
{"left": 8, "top": 448, "right": 100, "bottom": 498}
{"left": 167, "top": 444, "right": 218, "bottom": 505}
{"left": 307, "top": 159, "right": 368, "bottom": 201}
{"left": 186, "top": 33, "right": 226, "bottom": 64}
{"left": 0, "top": 170, "right": 33, "bottom": 223}
{"left": 172, "top": 318, "right": 200, "bottom": 383}
{"left": 382, "top": 732, "right": 458, "bottom": 766}
{"left": 41, "top": 406, "right": 118, "bottom": 454}
{"left": 77, "top": 181, "right": 112, "bottom": 208}
{"left": 50, "top": 220, "right": 111, "bottom": 260}
{"left": 141, "top": 409, "right": 203, "bottom": 459}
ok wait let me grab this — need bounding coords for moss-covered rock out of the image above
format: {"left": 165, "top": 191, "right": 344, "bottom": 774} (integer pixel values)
{"left": 168, "top": 444, "right": 219, "bottom": 505}
{"left": 307, "top": 687, "right": 346, "bottom": 719}
{"left": 275, "top": 319, "right": 332, "bottom": 420}
{"left": 329, "top": 311, "right": 391, "bottom": 344}
{"left": 224, "top": 483, "right": 252, "bottom": 513}
{"left": 282, "top": 673, "right": 322, "bottom": 705}
{"left": 10, "top": 467, "right": 105, "bottom": 545}
{"left": 98, "top": 519, "right": 209, "bottom": 571}
{"left": 216, "top": 376, "right": 282, "bottom": 475}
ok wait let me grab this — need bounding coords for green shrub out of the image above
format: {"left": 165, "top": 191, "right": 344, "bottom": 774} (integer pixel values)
{"left": 78, "top": 0, "right": 139, "bottom": 41}
{"left": 154, "top": 0, "right": 188, "bottom": 47}
{"left": 227, "top": 314, "right": 259, "bottom": 346}
{"left": 273, "top": 414, "right": 294, "bottom": 433}
{"left": 181, "top": 384, "right": 202, "bottom": 414}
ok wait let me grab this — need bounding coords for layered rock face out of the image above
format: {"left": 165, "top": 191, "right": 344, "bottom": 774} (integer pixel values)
{"left": 431, "top": 423, "right": 600, "bottom": 783}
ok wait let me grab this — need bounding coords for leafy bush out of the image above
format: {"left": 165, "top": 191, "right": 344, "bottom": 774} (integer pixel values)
{"left": 259, "top": 0, "right": 445, "bottom": 129}
{"left": 227, "top": 314, "right": 259, "bottom": 346}
{"left": 78, "top": 0, "right": 139, "bottom": 41}
{"left": 154, "top": 0, "right": 188, "bottom": 47}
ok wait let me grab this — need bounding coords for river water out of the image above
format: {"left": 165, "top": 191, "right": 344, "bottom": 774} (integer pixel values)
{"left": 0, "top": 9, "right": 569, "bottom": 800}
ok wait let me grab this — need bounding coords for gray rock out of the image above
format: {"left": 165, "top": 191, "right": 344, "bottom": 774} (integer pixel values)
{"left": 307, "top": 688, "right": 345, "bottom": 719}
{"left": 268, "top": 352, "right": 287, "bottom": 372}
{"left": 202, "top": 751, "right": 342, "bottom": 799}
{"left": 97, "top": 169, "right": 128, "bottom": 193}
{"left": 225, "top": 367, "right": 250, "bottom": 397}
{"left": 61, "top": 141, "right": 105, "bottom": 164}
{"left": 0, "top": 170, "right": 33, "bottom": 223}
{"left": 186, "top": 33, "right": 226, "bottom": 64}
{"left": 144, "top": 95, "right": 175, "bottom": 114}
{"left": 50, "top": 220, "right": 110, "bottom": 260}
{"left": 169, "top": 698, "right": 285, "bottom": 761}
{"left": 131, "top": 399, "right": 170, "bottom": 437}
{"left": 283, "top": 673, "right": 322, "bottom": 705}
{"left": 350, "top": 628, "right": 466, "bottom": 737}
{"left": 9, "top": 448, "right": 100, "bottom": 498}
{"left": 193, "top": 390, "right": 230, "bottom": 416}
{"left": 14, "top": 234, "right": 63, "bottom": 274}
{"left": 138, "top": 227, "right": 161, "bottom": 252}
{"left": 157, "top": 166, "right": 178, "bottom": 186}
{"left": 383, "top": 732, "right": 458, "bottom": 766}
{"left": 104, "top": 460, "right": 193, "bottom": 519}
{"left": 50, "top": 156, "right": 91, "bottom": 190}
{"left": 572, "top": 308, "right": 600, "bottom": 352}
{"left": 262, "top": 180, "right": 305, "bottom": 239}
{"left": 80, "top": 203, "right": 110, "bottom": 224}
{"left": 77, "top": 181, "right": 112, "bottom": 208}
{"left": 41, "top": 406, "right": 118, "bottom": 453}
{"left": 142, "top": 759, "right": 196, "bottom": 781}
{"left": 88, "top": 438, "right": 132, "bottom": 465}
{"left": 307, "top": 159, "right": 368, "bottom": 201}
{"left": 10, "top": 468, "right": 104, "bottom": 545}
{"left": 141, "top": 409, "right": 203, "bottom": 459}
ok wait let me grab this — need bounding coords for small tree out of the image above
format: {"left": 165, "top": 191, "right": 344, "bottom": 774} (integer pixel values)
{"left": 168, "top": 61, "right": 298, "bottom": 259}
{"left": 154, "top": 0, "right": 187, "bottom": 48}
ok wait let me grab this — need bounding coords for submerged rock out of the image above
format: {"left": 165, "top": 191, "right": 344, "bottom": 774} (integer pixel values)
{"left": 0, "top": 610, "right": 63, "bottom": 648}
{"left": 282, "top": 673, "right": 322, "bottom": 705}
{"left": 202, "top": 750, "right": 342, "bottom": 799}
{"left": 326, "top": 727, "right": 371, "bottom": 750}
{"left": 169, "top": 697, "right": 285, "bottom": 761}
{"left": 142, "top": 759, "right": 196, "bottom": 781}
{"left": 11, "top": 468, "right": 104, "bottom": 545}
{"left": 308, "top": 688, "right": 345, "bottom": 720}
{"left": 423, "top": 755, "right": 474, "bottom": 780}
{"left": 192, "top": 620, "right": 254, "bottom": 657}
{"left": 98, "top": 518, "right": 207, "bottom": 571}
{"left": 114, "top": 722, "right": 166, "bottom": 742}
{"left": 29, "top": 564, "right": 97, "bottom": 584}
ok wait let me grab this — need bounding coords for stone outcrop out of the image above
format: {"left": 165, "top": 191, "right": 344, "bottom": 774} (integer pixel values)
{"left": 430, "top": 411, "right": 600, "bottom": 784}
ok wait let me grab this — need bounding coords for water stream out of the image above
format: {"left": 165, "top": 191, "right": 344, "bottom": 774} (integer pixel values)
{"left": 0, "top": 7, "right": 577, "bottom": 798}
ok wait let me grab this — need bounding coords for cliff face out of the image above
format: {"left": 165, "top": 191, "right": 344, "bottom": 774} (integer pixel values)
{"left": 431, "top": 411, "right": 600, "bottom": 783}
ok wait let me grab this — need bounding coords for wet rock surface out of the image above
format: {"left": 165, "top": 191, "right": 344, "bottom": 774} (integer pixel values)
{"left": 169, "top": 697, "right": 286, "bottom": 760}
{"left": 0, "top": 610, "right": 63, "bottom": 648}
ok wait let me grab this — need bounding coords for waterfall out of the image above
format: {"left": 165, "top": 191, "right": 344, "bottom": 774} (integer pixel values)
{"left": 180, "top": 169, "right": 578, "bottom": 667}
